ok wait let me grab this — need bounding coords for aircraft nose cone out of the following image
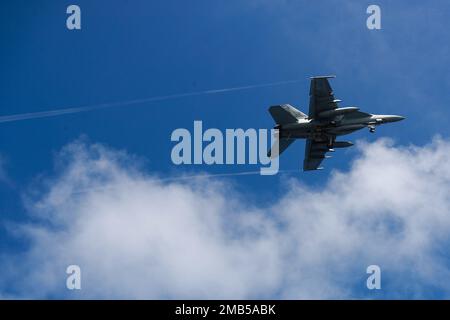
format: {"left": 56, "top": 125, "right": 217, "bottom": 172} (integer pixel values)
{"left": 386, "top": 115, "right": 405, "bottom": 122}
{"left": 392, "top": 115, "right": 405, "bottom": 122}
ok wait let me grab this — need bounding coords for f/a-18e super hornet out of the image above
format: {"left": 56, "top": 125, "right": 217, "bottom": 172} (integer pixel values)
{"left": 268, "top": 76, "right": 405, "bottom": 171}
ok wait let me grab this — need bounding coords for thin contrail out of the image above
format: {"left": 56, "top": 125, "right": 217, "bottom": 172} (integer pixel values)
{"left": 158, "top": 169, "right": 298, "bottom": 182}
{"left": 0, "top": 79, "right": 301, "bottom": 123}
{"left": 71, "top": 169, "right": 298, "bottom": 195}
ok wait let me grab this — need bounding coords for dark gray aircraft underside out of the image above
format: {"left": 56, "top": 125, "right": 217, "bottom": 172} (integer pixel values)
{"left": 268, "top": 76, "right": 405, "bottom": 171}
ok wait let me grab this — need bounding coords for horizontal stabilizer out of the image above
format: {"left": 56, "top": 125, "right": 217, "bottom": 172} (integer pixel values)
{"left": 269, "top": 104, "right": 307, "bottom": 125}
{"left": 268, "top": 138, "right": 296, "bottom": 158}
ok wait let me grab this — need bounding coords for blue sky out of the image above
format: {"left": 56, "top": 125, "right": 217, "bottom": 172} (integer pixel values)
{"left": 1, "top": 0, "right": 450, "bottom": 299}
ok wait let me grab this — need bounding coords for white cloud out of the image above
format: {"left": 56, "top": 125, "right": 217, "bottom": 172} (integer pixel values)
{"left": 2, "top": 137, "right": 450, "bottom": 299}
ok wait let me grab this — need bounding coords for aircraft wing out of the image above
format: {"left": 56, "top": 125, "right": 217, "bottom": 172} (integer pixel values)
{"left": 308, "top": 76, "right": 339, "bottom": 119}
{"left": 303, "top": 138, "right": 333, "bottom": 171}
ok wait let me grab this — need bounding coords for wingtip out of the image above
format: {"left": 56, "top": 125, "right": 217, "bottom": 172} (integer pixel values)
{"left": 303, "top": 167, "right": 324, "bottom": 172}
{"left": 310, "top": 75, "right": 336, "bottom": 79}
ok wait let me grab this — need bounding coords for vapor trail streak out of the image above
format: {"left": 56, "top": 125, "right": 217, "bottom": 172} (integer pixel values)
{"left": 0, "top": 80, "right": 300, "bottom": 123}
{"left": 71, "top": 170, "right": 297, "bottom": 195}
{"left": 158, "top": 169, "right": 298, "bottom": 182}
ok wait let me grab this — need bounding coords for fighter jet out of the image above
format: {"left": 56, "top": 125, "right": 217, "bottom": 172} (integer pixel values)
{"left": 268, "top": 76, "right": 405, "bottom": 171}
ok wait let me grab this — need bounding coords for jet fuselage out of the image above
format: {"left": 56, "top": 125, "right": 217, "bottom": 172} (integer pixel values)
{"left": 280, "top": 113, "right": 404, "bottom": 140}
